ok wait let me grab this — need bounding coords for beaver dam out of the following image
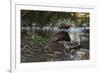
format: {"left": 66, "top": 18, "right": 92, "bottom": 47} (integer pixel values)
{"left": 21, "top": 27, "right": 89, "bottom": 63}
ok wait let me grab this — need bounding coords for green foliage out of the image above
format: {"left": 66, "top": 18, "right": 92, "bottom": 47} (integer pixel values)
{"left": 21, "top": 10, "right": 90, "bottom": 27}
{"left": 30, "top": 33, "right": 51, "bottom": 46}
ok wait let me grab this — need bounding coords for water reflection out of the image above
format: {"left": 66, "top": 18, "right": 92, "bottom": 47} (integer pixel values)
{"left": 21, "top": 26, "right": 90, "bottom": 62}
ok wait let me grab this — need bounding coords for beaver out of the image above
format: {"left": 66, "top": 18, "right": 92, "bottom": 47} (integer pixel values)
{"left": 59, "top": 24, "right": 70, "bottom": 29}
{"left": 52, "top": 31, "right": 71, "bottom": 43}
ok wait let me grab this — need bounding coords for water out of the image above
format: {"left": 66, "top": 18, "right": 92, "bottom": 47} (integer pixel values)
{"left": 21, "top": 26, "right": 90, "bottom": 63}
{"left": 22, "top": 26, "right": 89, "bottom": 32}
